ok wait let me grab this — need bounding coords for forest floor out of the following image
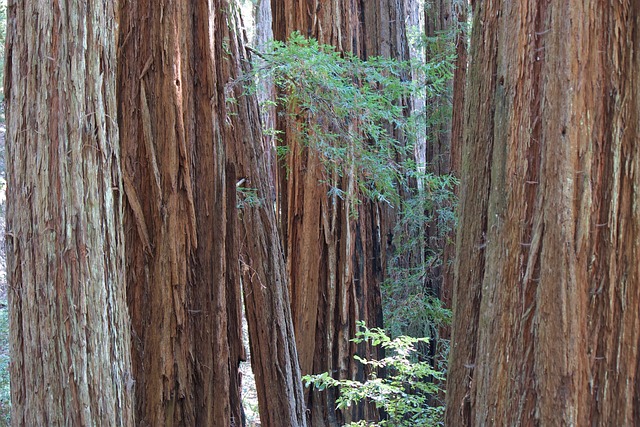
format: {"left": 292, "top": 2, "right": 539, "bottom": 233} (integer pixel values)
{"left": 241, "top": 314, "right": 260, "bottom": 425}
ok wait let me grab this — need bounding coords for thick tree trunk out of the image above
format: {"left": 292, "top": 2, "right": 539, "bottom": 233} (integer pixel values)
{"left": 446, "top": 1, "right": 640, "bottom": 425}
{"left": 5, "top": 0, "right": 134, "bottom": 425}
{"left": 117, "top": 1, "right": 244, "bottom": 425}
{"left": 272, "top": 1, "right": 409, "bottom": 425}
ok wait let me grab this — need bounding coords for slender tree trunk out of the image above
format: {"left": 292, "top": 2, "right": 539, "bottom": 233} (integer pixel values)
{"left": 438, "top": 0, "right": 467, "bottom": 379}
{"left": 406, "top": 0, "right": 426, "bottom": 180}
{"left": 421, "top": 0, "right": 468, "bottom": 364}
{"left": 226, "top": 11, "right": 308, "bottom": 427}
{"left": 448, "top": 0, "right": 467, "bottom": 180}
{"left": 5, "top": 0, "right": 134, "bottom": 425}
{"left": 272, "top": 1, "right": 409, "bottom": 425}
{"left": 117, "top": 1, "right": 244, "bottom": 425}
{"left": 420, "top": 0, "right": 465, "bottom": 398}
{"left": 438, "top": 0, "right": 467, "bottom": 316}
{"left": 423, "top": 0, "right": 454, "bottom": 306}
{"left": 424, "top": 0, "right": 453, "bottom": 176}
{"left": 446, "top": 1, "right": 640, "bottom": 425}
{"left": 253, "top": 0, "right": 279, "bottom": 237}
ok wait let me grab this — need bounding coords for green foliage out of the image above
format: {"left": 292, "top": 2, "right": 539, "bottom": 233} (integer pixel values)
{"left": 236, "top": 183, "right": 262, "bottom": 208}
{"left": 241, "top": 31, "right": 458, "bottom": 425}
{"left": 382, "top": 172, "right": 457, "bottom": 341}
{"left": 303, "top": 322, "right": 444, "bottom": 427}
{"left": 240, "top": 32, "right": 455, "bottom": 209}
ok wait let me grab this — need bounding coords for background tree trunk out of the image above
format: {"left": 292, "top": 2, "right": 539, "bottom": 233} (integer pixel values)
{"left": 424, "top": 0, "right": 453, "bottom": 176}
{"left": 117, "top": 1, "right": 244, "bottom": 425}
{"left": 439, "top": 0, "right": 467, "bottom": 315}
{"left": 446, "top": 1, "right": 640, "bottom": 425}
{"left": 271, "top": 1, "right": 409, "bottom": 425}
{"left": 438, "top": 0, "right": 467, "bottom": 390}
{"left": 421, "top": 0, "right": 466, "bottom": 401}
{"left": 5, "top": 0, "right": 135, "bottom": 424}
{"left": 448, "top": 0, "right": 467, "bottom": 180}
{"left": 226, "top": 11, "right": 308, "bottom": 427}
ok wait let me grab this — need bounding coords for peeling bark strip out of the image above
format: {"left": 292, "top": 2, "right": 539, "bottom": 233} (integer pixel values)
{"left": 447, "top": 1, "right": 640, "bottom": 425}
{"left": 5, "top": 0, "right": 135, "bottom": 425}
{"left": 117, "top": 0, "right": 244, "bottom": 425}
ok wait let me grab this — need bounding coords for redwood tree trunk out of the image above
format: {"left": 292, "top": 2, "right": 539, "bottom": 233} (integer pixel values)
{"left": 424, "top": 0, "right": 453, "bottom": 176}
{"left": 422, "top": 0, "right": 466, "bottom": 396}
{"left": 448, "top": 0, "right": 467, "bottom": 179}
{"left": 271, "top": 1, "right": 409, "bottom": 425}
{"left": 226, "top": 11, "right": 308, "bottom": 427}
{"left": 446, "top": 1, "right": 640, "bottom": 425}
{"left": 5, "top": 0, "right": 134, "bottom": 424}
{"left": 117, "top": 1, "right": 244, "bottom": 425}
{"left": 423, "top": 0, "right": 468, "bottom": 346}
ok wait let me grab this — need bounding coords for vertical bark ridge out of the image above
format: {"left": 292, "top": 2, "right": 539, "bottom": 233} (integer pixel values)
{"left": 6, "top": 0, "right": 134, "bottom": 424}
{"left": 446, "top": 1, "right": 640, "bottom": 425}
{"left": 117, "top": 0, "right": 243, "bottom": 425}
{"left": 226, "top": 7, "right": 308, "bottom": 427}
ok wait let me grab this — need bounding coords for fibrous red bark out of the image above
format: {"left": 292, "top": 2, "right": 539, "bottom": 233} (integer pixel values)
{"left": 226, "top": 10, "right": 308, "bottom": 427}
{"left": 5, "top": 0, "right": 134, "bottom": 424}
{"left": 117, "top": 1, "right": 244, "bottom": 424}
{"left": 447, "top": 1, "right": 640, "bottom": 425}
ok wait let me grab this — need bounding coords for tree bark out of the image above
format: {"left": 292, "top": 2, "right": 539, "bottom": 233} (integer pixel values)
{"left": 5, "top": 0, "right": 134, "bottom": 425}
{"left": 271, "top": 1, "right": 409, "bottom": 425}
{"left": 253, "top": 0, "right": 279, "bottom": 234}
{"left": 117, "top": 1, "right": 244, "bottom": 425}
{"left": 448, "top": 0, "right": 467, "bottom": 180}
{"left": 420, "top": 0, "right": 466, "bottom": 399}
{"left": 446, "top": 1, "right": 640, "bottom": 425}
{"left": 226, "top": 11, "right": 308, "bottom": 427}
{"left": 424, "top": 0, "right": 453, "bottom": 176}
{"left": 438, "top": 1, "right": 467, "bottom": 320}
{"left": 422, "top": 0, "right": 468, "bottom": 354}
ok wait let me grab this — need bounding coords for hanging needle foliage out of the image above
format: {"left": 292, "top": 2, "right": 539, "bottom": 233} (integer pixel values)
{"left": 238, "top": 32, "right": 455, "bottom": 209}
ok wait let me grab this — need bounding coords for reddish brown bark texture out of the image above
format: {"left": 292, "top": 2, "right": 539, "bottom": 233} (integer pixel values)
{"left": 117, "top": 1, "right": 244, "bottom": 425}
{"left": 428, "top": 0, "right": 468, "bottom": 338}
{"left": 422, "top": 0, "right": 468, "bottom": 392}
{"left": 447, "top": 1, "right": 640, "bottom": 425}
{"left": 424, "top": 0, "right": 453, "bottom": 176}
{"left": 448, "top": 0, "right": 467, "bottom": 179}
{"left": 5, "top": 0, "right": 134, "bottom": 424}
{"left": 272, "top": 1, "right": 409, "bottom": 425}
{"left": 226, "top": 11, "right": 308, "bottom": 427}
